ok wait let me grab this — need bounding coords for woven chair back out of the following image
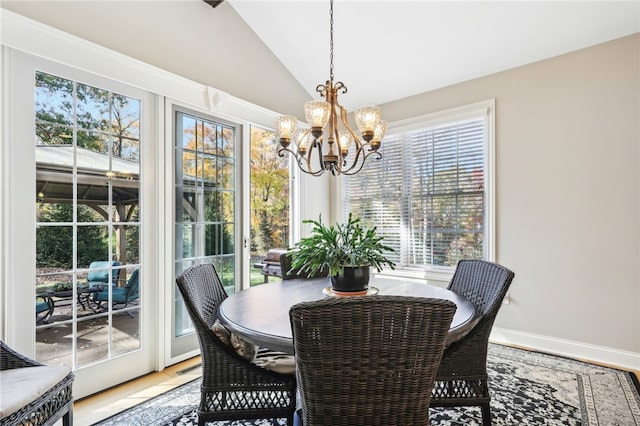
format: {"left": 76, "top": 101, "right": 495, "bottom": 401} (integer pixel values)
{"left": 176, "top": 263, "right": 228, "bottom": 331}
{"left": 448, "top": 259, "right": 515, "bottom": 320}
{"left": 290, "top": 296, "right": 456, "bottom": 426}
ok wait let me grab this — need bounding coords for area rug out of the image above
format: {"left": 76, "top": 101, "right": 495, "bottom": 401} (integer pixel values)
{"left": 93, "top": 344, "right": 640, "bottom": 426}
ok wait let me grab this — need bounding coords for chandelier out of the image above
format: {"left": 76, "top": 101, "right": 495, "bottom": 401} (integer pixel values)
{"left": 274, "top": 0, "right": 387, "bottom": 176}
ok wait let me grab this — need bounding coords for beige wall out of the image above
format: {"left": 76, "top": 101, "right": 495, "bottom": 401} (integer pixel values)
{"left": 382, "top": 34, "right": 640, "bottom": 354}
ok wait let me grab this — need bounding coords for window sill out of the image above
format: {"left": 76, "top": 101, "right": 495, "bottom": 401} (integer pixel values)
{"left": 374, "top": 267, "right": 454, "bottom": 286}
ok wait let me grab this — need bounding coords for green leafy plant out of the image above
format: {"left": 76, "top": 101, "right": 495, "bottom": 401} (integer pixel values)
{"left": 290, "top": 213, "right": 396, "bottom": 277}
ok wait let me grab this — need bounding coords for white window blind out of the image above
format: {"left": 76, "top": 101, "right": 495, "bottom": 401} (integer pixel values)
{"left": 344, "top": 112, "right": 488, "bottom": 271}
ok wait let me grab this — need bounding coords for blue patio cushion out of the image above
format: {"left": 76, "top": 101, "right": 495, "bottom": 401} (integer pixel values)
{"left": 87, "top": 261, "right": 120, "bottom": 286}
{"left": 35, "top": 301, "right": 50, "bottom": 314}
{"left": 93, "top": 269, "right": 139, "bottom": 305}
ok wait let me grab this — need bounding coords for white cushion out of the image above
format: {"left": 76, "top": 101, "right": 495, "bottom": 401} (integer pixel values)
{"left": 0, "top": 365, "right": 71, "bottom": 419}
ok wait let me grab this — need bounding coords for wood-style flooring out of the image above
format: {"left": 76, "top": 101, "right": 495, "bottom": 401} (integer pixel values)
{"left": 73, "top": 356, "right": 202, "bottom": 425}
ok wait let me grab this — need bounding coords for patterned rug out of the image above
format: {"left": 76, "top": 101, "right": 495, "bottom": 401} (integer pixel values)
{"left": 94, "top": 344, "right": 640, "bottom": 426}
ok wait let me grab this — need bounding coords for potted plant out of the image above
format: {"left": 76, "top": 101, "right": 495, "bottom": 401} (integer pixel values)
{"left": 290, "top": 213, "right": 396, "bottom": 293}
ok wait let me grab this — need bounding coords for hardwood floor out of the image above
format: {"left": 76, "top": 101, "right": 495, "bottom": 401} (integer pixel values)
{"left": 73, "top": 356, "right": 202, "bottom": 425}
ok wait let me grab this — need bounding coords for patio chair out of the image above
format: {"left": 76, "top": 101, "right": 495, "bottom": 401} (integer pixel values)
{"left": 93, "top": 269, "right": 139, "bottom": 310}
{"left": 279, "top": 251, "right": 328, "bottom": 280}
{"left": 86, "top": 260, "right": 120, "bottom": 287}
{"left": 176, "top": 263, "right": 297, "bottom": 426}
{"left": 0, "top": 340, "right": 74, "bottom": 426}
{"left": 36, "top": 293, "right": 55, "bottom": 324}
{"left": 290, "top": 296, "right": 456, "bottom": 426}
{"left": 430, "top": 259, "right": 515, "bottom": 425}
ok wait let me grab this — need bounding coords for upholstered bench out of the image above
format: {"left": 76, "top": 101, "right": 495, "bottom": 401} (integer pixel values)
{"left": 0, "top": 341, "right": 74, "bottom": 426}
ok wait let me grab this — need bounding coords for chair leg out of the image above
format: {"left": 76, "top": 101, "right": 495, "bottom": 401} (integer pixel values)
{"left": 481, "top": 403, "right": 491, "bottom": 425}
{"left": 63, "top": 406, "right": 73, "bottom": 426}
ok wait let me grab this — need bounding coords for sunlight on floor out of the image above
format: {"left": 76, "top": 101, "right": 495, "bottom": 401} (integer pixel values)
{"left": 73, "top": 356, "right": 202, "bottom": 425}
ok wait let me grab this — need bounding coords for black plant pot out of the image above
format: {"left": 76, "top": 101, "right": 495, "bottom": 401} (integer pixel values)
{"left": 331, "top": 265, "right": 370, "bottom": 293}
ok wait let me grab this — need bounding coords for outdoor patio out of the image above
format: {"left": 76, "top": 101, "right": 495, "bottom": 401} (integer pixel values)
{"left": 36, "top": 300, "right": 140, "bottom": 367}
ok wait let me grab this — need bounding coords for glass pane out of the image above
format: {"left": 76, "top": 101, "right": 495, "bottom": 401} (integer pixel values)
{"left": 204, "top": 224, "right": 219, "bottom": 256}
{"left": 215, "top": 255, "right": 235, "bottom": 290}
{"left": 36, "top": 123, "right": 73, "bottom": 145}
{"left": 77, "top": 204, "right": 109, "bottom": 222}
{"left": 218, "top": 126, "right": 234, "bottom": 156}
{"left": 182, "top": 151, "right": 197, "bottom": 185}
{"left": 181, "top": 115, "right": 198, "bottom": 151}
{"left": 202, "top": 121, "right": 216, "bottom": 154}
{"left": 112, "top": 307, "right": 141, "bottom": 356}
{"left": 218, "top": 157, "right": 234, "bottom": 189}
{"left": 179, "top": 223, "right": 196, "bottom": 258}
{"left": 111, "top": 94, "right": 140, "bottom": 140}
{"left": 36, "top": 225, "right": 73, "bottom": 269}
{"left": 77, "top": 179, "right": 110, "bottom": 222}
{"left": 111, "top": 224, "right": 140, "bottom": 265}
{"left": 77, "top": 225, "right": 110, "bottom": 268}
{"left": 36, "top": 271, "right": 73, "bottom": 323}
{"left": 175, "top": 297, "right": 193, "bottom": 337}
{"left": 77, "top": 316, "right": 109, "bottom": 366}
{"left": 77, "top": 130, "right": 109, "bottom": 155}
{"left": 203, "top": 191, "right": 220, "bottom": 222}
{"left": 220, "top": 191, "right": 234, "bottom": 222}
{"left": 123, "top": 224, "right": 140, "bottom": 265}
{"left": 223, "top": 223, "right": 235, "bottom": 254}
{"left": 76, "top": 83, "right": 109, "bottom": 131}
{"left": 177, "top": 187, "right": 197, "bottom": 222}
{"left": 202, "top": 154, "right": 216, "bottom": 187}
{"left": 35, "top": 72, "right": 74, "bottom": 126}
{"left": 36, "top": 323, "right": 73, "bottom": 367}
{"left": 115, "top": 137, "right": 140, "bottom": 163}
{"left": 175, "top": 260, "right": 195, "bottom": 278}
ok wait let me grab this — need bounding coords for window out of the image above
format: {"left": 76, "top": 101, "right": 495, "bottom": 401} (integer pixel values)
{"left": 343, "top": 101, "right": 494, "bottom": 275}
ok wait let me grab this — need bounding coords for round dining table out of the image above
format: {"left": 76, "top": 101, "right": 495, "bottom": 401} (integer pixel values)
{"left": 218, "top": 277, "right": 478, "bottom": 354}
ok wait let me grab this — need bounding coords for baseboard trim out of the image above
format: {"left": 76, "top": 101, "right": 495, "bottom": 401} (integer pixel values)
{"left": 490, "top": 327, "right": 640, "bottom": 372}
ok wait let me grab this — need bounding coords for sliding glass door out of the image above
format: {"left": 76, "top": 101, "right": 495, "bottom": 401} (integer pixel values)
{"left": 3, "top": 51, "right": 156, "bottom": 398}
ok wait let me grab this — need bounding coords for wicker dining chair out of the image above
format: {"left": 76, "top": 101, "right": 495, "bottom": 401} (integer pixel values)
{"left": 290, "top": 296, "right": 457, "bottom": 426}
{"left": 279, "top": 251, "right": 328, "bottom": 280}
{"left": 430, "top": 260, "right": 515, "bottom": 425}
{"left": 176, "top": 263, "right": 297, "bottom": 426}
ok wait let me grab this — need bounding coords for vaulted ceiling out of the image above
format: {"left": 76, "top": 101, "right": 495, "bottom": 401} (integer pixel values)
{"left": 229, "top": 1, "right": 640, "bottom": 111}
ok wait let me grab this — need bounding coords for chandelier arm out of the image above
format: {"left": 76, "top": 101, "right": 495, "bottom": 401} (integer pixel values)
{"left": 339, "top": 105, "right": 363, "bottom": 149}
{"left": 341, "top": 149, "right": 383, "bottom": 176}
{"left": 316, "top": 138, "right": 328, "bottom": 171}
{"left": 277, "top": 146, "right": 298, "bottom": 159}
{"left": 315, "top": 83, "right": 328, "bottom": 97}
{"left": 339, "top": 146, "right": 365, "bottom": 174}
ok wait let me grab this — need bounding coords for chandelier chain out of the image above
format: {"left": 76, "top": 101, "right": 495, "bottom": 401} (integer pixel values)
{"left": 329, "top": 0, "right": 334, "bottom": 82}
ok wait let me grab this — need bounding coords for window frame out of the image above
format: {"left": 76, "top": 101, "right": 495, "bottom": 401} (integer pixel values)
{"left": 340, "top": 100, "right": 495, "bottom": 282}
